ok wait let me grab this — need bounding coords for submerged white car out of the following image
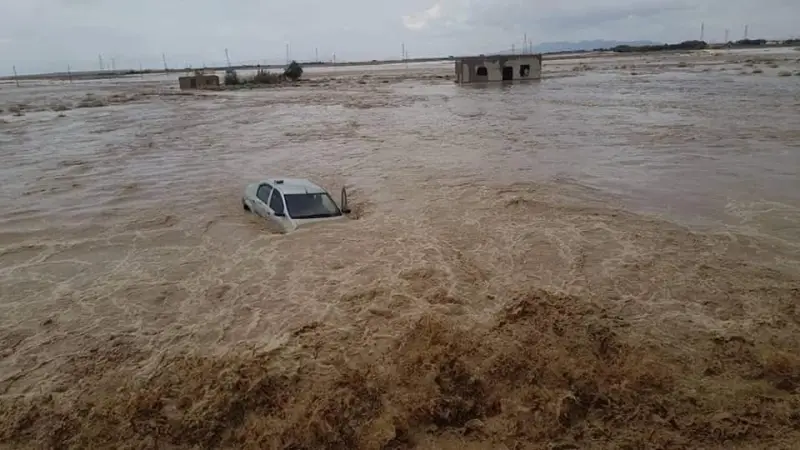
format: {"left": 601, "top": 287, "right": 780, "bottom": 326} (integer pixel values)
{"left": 242, "top": 177, "right": 351, "bottom": 233}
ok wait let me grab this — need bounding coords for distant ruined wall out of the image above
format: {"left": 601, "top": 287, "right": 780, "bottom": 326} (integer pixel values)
{"left": 178, "top": 74, "right": 220, "bottom": 90}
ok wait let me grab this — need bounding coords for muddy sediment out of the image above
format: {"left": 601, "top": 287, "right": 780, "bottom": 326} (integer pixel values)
{"left": 1, "top": 49, "right": 799, "bottom": 448}
{"left": 3, "top": 284, "right": 800, "bottom": 449}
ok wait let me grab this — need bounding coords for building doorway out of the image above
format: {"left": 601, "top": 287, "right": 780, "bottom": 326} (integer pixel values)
{"left": 474, "top": 66, "right": 488, "bottom": 82}
{"left": 502, "top": 66, "right": 513, "bottom": 81}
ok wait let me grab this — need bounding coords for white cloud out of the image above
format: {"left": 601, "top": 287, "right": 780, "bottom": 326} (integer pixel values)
{"left": 402, "top": 3, "right": 443, "bottom": 30}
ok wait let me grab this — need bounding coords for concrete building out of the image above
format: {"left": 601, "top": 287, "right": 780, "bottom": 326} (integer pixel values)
{"left": 455, "top": 54, "right": 543, "bottom": 84}
{"left": 178, "top": 72, "right": 220, "bottom": 90}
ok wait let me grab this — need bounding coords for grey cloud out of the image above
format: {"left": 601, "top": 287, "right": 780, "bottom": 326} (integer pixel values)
{"left": 534, "top": 1, "right": 693, "bottom": 30}
{"left": 408, "top": 0, "right": 799, "bottom": 50}
{"left": 1, "top": 0, "right": 799, "bottom": 75}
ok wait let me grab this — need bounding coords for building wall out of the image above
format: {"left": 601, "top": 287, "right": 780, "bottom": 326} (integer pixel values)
{"left": 461, "top": 63, "right": 472, "bottom": 82}
{"left": 455, "top": 55, "right": 542, "bottom": 83}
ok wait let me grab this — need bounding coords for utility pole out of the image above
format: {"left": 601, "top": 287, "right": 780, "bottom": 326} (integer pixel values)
{"left": 744, "top": 24, "right": 748, "bottom": 40}
{"left": 332, "top": 52, "right": 336, "bottom": 65}
{"left": 12, "top": 65, "right": 19, "bottom": 87}
{"left": 401, "top": 42, "right": 405, "bottom": 62}
{"left": 98, "top": 54, "right": 104, "bottom": 71}
{"left": 139, "top": 61, "right": 144, "bottom": 78}
{"left": 67, "top": 64, "right": 73, "bottom": 83}
{"left": 111, "top": 57, "right": 116, "bottom": 71}
{"left": 315, "top": 47, "right": 319, "bottom": 62}
{"left": 700, "top": 22, "right": 705, "bottom": 41}
{"left": 225, "top": 48, "right": 231, "bottom": 68}
{"left": 725, "top": 29, "right": 729, "bottom": 43}
{"left": 162, "top": 53, "right": 168, "bottom": 72}
{"left": 285, "top": 43, "right": 290, "bottom": 64}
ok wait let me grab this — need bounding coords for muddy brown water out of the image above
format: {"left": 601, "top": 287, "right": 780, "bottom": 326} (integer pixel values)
{"left": 1, "top": 52, "right": 799, "bottom": 447}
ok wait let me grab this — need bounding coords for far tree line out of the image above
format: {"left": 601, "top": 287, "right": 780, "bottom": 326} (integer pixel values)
{"left": 601, "top": 38, "right": 800, "bottom": 53}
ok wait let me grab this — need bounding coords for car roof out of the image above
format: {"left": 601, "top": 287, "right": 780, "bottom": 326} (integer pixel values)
{"left": 259, "top": 177, "right": 327, "bottom": 195}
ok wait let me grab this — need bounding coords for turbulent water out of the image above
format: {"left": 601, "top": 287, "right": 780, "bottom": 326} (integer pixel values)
{"left": 1, "top": 50, "right": 799, "bottom": 448}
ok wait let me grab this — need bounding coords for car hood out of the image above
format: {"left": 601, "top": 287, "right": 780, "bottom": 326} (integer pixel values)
{"left": 286, "top": 214, "right": 347, "bottom": 231}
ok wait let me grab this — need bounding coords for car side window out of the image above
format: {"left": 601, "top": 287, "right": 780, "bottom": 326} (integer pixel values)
{"left": 256, "top": 184, "right": 272, "bottom": 204}
{"left": 269, "top": 191, "right": 285, "bottom": 215}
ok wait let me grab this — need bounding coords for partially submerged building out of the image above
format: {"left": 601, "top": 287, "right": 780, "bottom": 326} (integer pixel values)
{"left": 455, "top": 54, "right": 543, "bottom": 84}
{"left": 178, "top": 72, "right": 220, "bottom": 90}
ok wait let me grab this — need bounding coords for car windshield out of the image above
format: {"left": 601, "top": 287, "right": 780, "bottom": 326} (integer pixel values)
{"left": 284, "top": 193, "right": 341, "bottom": 219}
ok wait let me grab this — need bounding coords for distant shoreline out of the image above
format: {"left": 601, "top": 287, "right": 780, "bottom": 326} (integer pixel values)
{"left": 3, "top": 41, "right": 797, "bottom": 82}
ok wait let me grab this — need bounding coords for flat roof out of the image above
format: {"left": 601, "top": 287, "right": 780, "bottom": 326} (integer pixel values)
{"left": 260, "top": 177, "right": 327, "bottom": 195}
{"left": 456, "top": 53, "right": 543, "bottom": 62}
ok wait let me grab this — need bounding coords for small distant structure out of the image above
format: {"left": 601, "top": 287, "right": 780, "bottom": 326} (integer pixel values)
{"left": 178, "top": 70, "right": 220, "bottom": 90}
{"left": 455, "top": 54, "right": 543, "bottom": 84}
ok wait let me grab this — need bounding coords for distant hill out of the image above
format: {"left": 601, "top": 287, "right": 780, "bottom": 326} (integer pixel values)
{"left": 493, "top": 40, "right": 662, "bottom": 54}
{"left": 536, "top": 40, "right": 662, "bottom": 53}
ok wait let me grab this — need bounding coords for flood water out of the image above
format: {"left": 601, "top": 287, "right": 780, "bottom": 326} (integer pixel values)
{"left": 1, "top": 51, "right": 799, "bottom": 433}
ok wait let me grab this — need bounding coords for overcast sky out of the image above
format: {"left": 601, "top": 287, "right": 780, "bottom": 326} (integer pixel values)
{"left": 1, "top": 0, "right": 798, "bottom": 75}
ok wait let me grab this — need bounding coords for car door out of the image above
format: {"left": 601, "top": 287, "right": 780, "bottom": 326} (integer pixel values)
{"left": 254, "top": 184, "right": 273, "bottom": 218}
{"left": 267, "top": 189, "right": 294, "bottom": 232}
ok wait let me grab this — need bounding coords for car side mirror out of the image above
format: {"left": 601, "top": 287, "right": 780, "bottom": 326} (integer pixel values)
{"left": 274, "top": 211, "right": 285, "bottom": 217}
{"left": 340, "top": 187, "right": 349, "bottom": 215}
